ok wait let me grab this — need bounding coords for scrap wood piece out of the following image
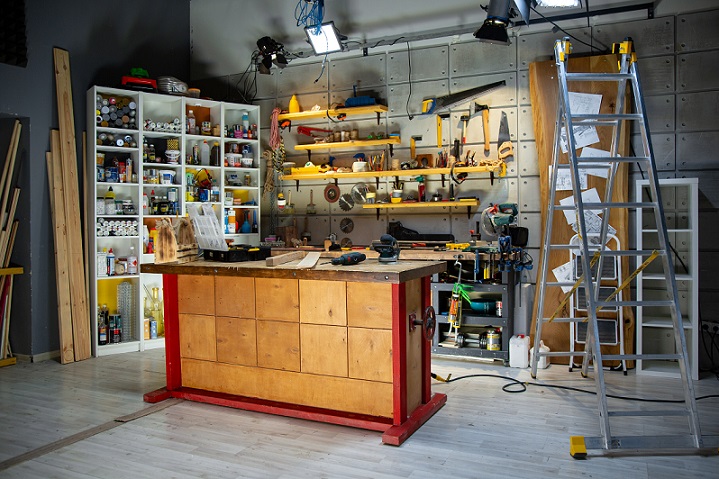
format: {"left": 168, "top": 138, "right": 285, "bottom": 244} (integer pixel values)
{"left": 265, "top": 250, "right": 305, "bottom": 266}
{"left": 155, "top": 219, "right": 178, "bottom": 264}
{"left": 294, "top": 252, "right": 320, "bottom": 269}
{"left": 0, "top": 120, "right": 21, "bottom": 231}
{"left": 54, "top": 47, "right": 90, "bottom": 361}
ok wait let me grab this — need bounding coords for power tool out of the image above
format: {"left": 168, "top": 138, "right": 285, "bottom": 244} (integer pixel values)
{"left": 331, "top": 252, "right": 366, "bottom": 266}
{"left": 372, "top": 234, "right": 400, "bottom": 263}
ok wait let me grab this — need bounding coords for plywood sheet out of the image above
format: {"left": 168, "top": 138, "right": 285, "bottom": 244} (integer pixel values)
{"left": 216, "top": 317, "right": 257, "bottom": 366}
{"left": 179, "top": 313, "right": 217, "bottom": 361}
{"left": 347, "top": 282, "right": 393, "bottom": 329}
{"left": 181, "top": 358, "right": 393, "bottom": 417}
{"left": 257, "top": 320, "right": 300, "bottom": 371}
{"left": 255, "top": 278, "right": 299, "bottom": 322}
{"left": 348, "top": 327, "right": 392, "bottom": 383}
{"left": 215, "top": 276, "right": 255, "bottom": 318}
{"left": 178, "top": 274, "right": 215, "bottom": 316}
{"left": 299, "top": 280, "right": 346, "bottom": 326}
{"left": 529, "top": 53, "right": 634, "bottom": 364}
{"left": 405, "top": 279, "right": 423, "bottom": 414}
{"left": 300, "top": 324, "right": 348, "bottom": 377}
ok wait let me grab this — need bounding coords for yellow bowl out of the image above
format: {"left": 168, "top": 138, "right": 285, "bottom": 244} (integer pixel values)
{"left": 390, "top": 197, "right": 402, "bottom": 204}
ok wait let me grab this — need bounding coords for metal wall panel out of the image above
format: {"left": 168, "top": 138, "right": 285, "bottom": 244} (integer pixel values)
{"left": 387, "top": 46, "right": 447, "bottom": 84}
{"left": 677, "top": 91, "right": 719, "bottom": 131}
{"left": 449, "top": 40, "right": 517, "bottom": 76}
{"left": 593, "top": 17, "right": 674, "bottom": 57}
{"left": 253, "top": 71, "right": 278, "bottom": 99}
{"left": 630, "top": 133, "right": 675, "bottom": 171}
{"left": 255, "top": 98, "right": 282, "bottom": 129}
{"left": 193, "top": 75, "right": 229, "bottom": 101}
{"left": 450, "top": 72, "right": 517, "bottom": 107}
{"left": 387, "top": 80, "right": 449, "bottom": 117}
{"left": 677, "top": 10, "right": 719, "bottom": 52}
{"left": 519, "top": 212, "right": 541, "bottom": 249}
{"left": 330, "top": 87, "right": 389, "bottom": 117}
{"left": 517, "top": 28, "right": 591, "bottom": 70}
{"left": 518, "top": 70, "right": 531, "bottom": 106}
{"left": 387, "top": 115, "right": 441, "bottom": 153}
{"left": 518, "top": 141, "right": 539, "bottom": 177}
{"left": 677, "top": 132, "right": 719, "bottom": 170}
{"left": 677, "top": 51, "right": 719, "bottom": 92}
{"left": 637, "top": 56, "right": 675, "bottom": 94}
{"left": 644, "top": 94, "right": 675, "bottom": 132}
{"left": 699, "top": 212, "right": 719, "bottom": 252}
{"left": 517, "top": 106, "right": 534, "bottom": 141}
{"left": 276, "top": 63, "right": 328, "bottom": 95}
{"left": 330, "top": 54, "right": 386, "bottom": 90}
{"left": 519, "top": 177, "right": 540, "bottom": 212}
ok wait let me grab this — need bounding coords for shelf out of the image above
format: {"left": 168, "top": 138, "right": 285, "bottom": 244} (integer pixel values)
{"left": 641, "top": 273, "right": 693, "bottom": 281}
{"left": 97, "top": 215, "right": 140, "bottom": 219}
{"left": 143, "top": 131, "right": 182, "bottom": 138}
{"left": 96, "top": 340, "right": 141, "bottom": 356}
{"left": 97, "top": 126, "right": 139, "bottom": 135}
{"left": 277, "top": 104, "right": 388, "bottom": 121}
{"left": 186, "top": 134, "right": 221, "bottom": 142}
{"left": 143, "top": 337, "right": 165, "bottom": 350}
{"left": 96, "top": 235, "right": 140, "bottom": 239}
{"left": 363, "top": 200, "right": 479, "bottom": 210}
{"left": 98, "top": 146, "right": 138, "bottom": 153}
{"left": 225, "top": 137, "right": 259, "bottom": 144}
{"left": 641, "top": 316, "right": 693, "bottom": 329}
{"left": 142, "top": 162, "right": 182, "bottom": 168}
{"left": 97, "top": 182, "right": 139, "bottom": 187}
{"left": 294, "top": 137, "right": 400, "bottom": 152}
{"left": 281, "top": 165, "right": 500, "bottom": 181}
{"left": 437, "top": 313, "right": 506, "bottom": 328}
{"left": 97, "top": 274, "right": 140, "bottom": 281}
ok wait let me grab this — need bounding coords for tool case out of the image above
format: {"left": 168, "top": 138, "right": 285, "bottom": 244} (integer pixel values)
{"left": 203, "top": 245, "right": 271, "bottom": 262}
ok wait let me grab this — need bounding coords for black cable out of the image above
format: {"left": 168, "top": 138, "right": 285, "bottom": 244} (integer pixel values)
{"left": 435, "top": 372, "right": 719, "bottom": 402}
{"left": 405, "top": 41, "right": 414, "bottom": 121}
{"left": 529, "top": 6, "right": 609, "bottom": 53}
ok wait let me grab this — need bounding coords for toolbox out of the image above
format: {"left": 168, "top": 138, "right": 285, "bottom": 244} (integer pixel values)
{"left": 203, "top": 245, "right": 271, "bottom": 262}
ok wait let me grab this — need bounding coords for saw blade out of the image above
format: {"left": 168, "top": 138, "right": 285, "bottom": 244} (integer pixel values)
{"left": 498, "top": 111, "right": 510, "bottom": 144}
{"left": 351, "top": 182, "right": 370, "bottom": 204}
{"left": 340, "top": 237, "right": 353, "bottom": 249}
{"left": 338, "top": 193, "right": 354, "bottom": 211}
{"left": 324, "top": 184, "right": 340, "bottom": 203}
{"left": 339, "top": 217, "right": 354, "bottom": 233}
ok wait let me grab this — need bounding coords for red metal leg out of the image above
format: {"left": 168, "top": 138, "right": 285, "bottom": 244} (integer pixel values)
{"left": 421, "top": 275, "right": 432, "bottom": 403}
{"left": 163, "top": 274, "right": 181, "bottom": 391}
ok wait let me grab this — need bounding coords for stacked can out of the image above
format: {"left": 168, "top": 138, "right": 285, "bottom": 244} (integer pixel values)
{"left": 96, "top": 218, "right": 139, "bottom": 237}
{"left": 95, "top": 94, "right": 136, "bottom": 129}
{"left": 143, "top": 117, "right": 182, "bottom": 133}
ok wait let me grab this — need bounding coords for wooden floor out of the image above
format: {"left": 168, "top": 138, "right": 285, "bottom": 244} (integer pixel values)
{"left": 0, "top": 349, "right": 717, "bottom": 478}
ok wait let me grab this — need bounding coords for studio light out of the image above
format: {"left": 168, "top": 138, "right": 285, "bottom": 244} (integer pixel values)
{"left": 256, "top": 36, "right": 288, "bottom": 75}
{"left": 305, "top": 22, "right": 344, "bottom": 55}
{"left": 474, "top": 0, "right": 532, "bottom": 46}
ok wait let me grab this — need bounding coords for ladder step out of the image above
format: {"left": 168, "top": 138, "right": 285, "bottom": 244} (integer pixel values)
{"left": 565, "top": 72, "right": 635, "bottom": 82}
{"left": 602, "top": 353, "right": 682, "bottom": 361}
{"left": 554, "top": 202, "right": 656, "bottom": 210}
{"left": 608, "top": 410, "right": 689, "bottom": 418}
{"left": 546, "top": 281, "right": 578, "bottom": 287}
{"left": 601, "top": 300, "right": 674, "bottom": 307}
{"left": 546, "top": 246, "right": 664, "bottom": 257}
{"left": 571, "top": 113, "right": 644, "bottom": 121}
{"left": 541, "top": 317, "right": 589, "bottom": 323}
{"left": 537, "top": 351, "right": 588, "bottom": 357}
{"left": 582, "top": 435, "right": 710, "bottom": 451}
{"left": 555, "top": 156, "right": 651, "bottom": 165}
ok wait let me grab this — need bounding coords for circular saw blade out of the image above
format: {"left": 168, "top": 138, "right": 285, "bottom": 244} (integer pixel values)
{"left": 339, "top": 217, "right": 354, "bottom": 233}
{"left": 338, "top": 193, "right": 354, "bottom": 211}
{"left": 324, "top": 184, "right": 340, "bottom": 203}
{"left": 351, "top": 182, "right": 370, "bottom": 204}
{"left": 340, "top": 237, "right": 353, "bottom": 249}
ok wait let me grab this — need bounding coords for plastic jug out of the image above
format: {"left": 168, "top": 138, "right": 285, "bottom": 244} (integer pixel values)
{"left": 509, "top": 334, "right": 530, "bottom": 368}
{"left": 530, "top": 339, "right": 550, "bottom": 369}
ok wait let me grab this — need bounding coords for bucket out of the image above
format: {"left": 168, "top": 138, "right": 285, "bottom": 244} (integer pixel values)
{"left": 530, "top": 339, "right": 550, "bottom": 369}
{"left": 509, "top": 334, "right": 530, "bottom": 368}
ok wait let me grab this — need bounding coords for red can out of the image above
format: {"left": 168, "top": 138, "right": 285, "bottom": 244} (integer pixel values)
{"left": 496, "top": 300, "right": 503, "bottom": 317}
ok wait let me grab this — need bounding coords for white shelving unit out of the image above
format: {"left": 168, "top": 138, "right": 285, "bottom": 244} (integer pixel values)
{"left": 635, "top": 178, "right": 698, "bottom": 380}
{"left": 87, "top": 86, "right": 262, "bottom": 356}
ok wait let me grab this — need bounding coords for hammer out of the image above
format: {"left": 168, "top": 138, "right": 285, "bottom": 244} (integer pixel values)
{"left": 474, "top": 103, "right": 490, "bottom": 156}
{"left": 410, "top": 135, "right": 422, "bottom": 159}
{"left": 459, "top": 115, "right": 470, "bottom": 144}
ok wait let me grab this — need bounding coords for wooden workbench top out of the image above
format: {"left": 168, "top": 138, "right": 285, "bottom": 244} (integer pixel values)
{"left": 141, "top": 256, "right": 446, "bottom": 284}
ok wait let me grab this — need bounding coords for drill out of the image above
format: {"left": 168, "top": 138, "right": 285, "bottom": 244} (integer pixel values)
{"left": 331, "top": 252, "right": 366, "bottom": 265}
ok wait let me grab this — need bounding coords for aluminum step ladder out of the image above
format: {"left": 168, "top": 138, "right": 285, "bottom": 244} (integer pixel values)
{"left": 531, "top": 38, "right": 718, "bottom": 457}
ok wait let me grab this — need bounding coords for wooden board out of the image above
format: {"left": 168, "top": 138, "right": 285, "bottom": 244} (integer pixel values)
{"left": 215, "top": 317, "right": 257, "bottom": 366}
{"left": 265, "top": 250, "right": 304, "bottom": 266}
{"left": 47, "top": 137, "right": 74, "bottom": 364}
{"left": 299, "top": 324, "right": 348, "bottom": 377}
{"left": 405, "top": 279, "right": 423, "bottom": 415}
{"left": 348, "top": 327, "right": 393, "bottom": 383}
{"left": 256, "top": 320, "right": 300, "bottom": 371}
{"left": 180, "top": 358, "right": 393, "bottom": 418}
{"left": 177, "top": 274, "right": 215, "bottom": 316}
{"left": 53, "top": 48, "right": 90, "bottom": 361}
{"left": 178, "top": 313, "right": 217, "bottom": 362}
{"left": 254, "top": 278, "right": 299, "bottom": 321}
{"left": 529, "top": 53, "right": 634, "bottom": 364}
{"left": 215, "top": 276, "right": 255, "bottom": 318}
{"left": 347, "top": 282, "right": 393, "bottom": 329}
{"left": 299, "top": 279, "right": 347, "bottom": 326}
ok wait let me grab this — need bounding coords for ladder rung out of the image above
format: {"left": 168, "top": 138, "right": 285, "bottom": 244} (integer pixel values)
{"left": 603, "top": 353, "right": 682, "bottom": 361}
{"left": 608, "top": 410, "right": 689, "bottom": 418}
{"left": 565, "top": 72, "right": 635, "bottom": 82}
{"left": 571, "top": 113, "right": 644, "bottom": 121}
{"left": 548, "top": 244, "right": 581, "bottom": 250}
{"left": 537, "top": 351, "right": 588, "bottom": 357}
{"left": 554, "top": 202, "right": 655, "bottom": 210}
{"left": 582, "top": 435, "right": 717, "bottom": 451}
{"left": 541, "top": 317, "right": 588, "bottom": 323}
{"left": 546, "top": 281, "right": 578, "bottom": 287}
{"left": 555, "top": 157, "right": 651, "bottom": 166}
{"left": 601, "top": 300, "right": 674, "bottom": 307}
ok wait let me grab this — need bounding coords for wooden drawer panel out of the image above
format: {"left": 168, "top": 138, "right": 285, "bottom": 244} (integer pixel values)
{"left": 300, "top": 324, "right": 348, "bottom": 377}
{"left": 178, "top": 275, "right": 215, "bottom": 315}
{"left": 348, "top": 327, "right": 392, "bottom": 383}
{"left": 347, "top": 282, "right": 393, "bottom": 329}
{"left": 257, "top": 320, "right": 300, "bottom": 371}
{"left": 299, "top": 280, "right": 347, "bottom": 326}
{"left": 216, "top": 317, "right": 257, "bottom": 366}
{"left": 215, "top": 276, "right": 255, "bottom": 318}
{"left": 181, "top": 358, "right": 393, "bottom": 417}
{"left": 179, "top": 313, "right": 216, "bottom": 361}
{"left": 255, "top": 278, "right": 299, "bottom": 322}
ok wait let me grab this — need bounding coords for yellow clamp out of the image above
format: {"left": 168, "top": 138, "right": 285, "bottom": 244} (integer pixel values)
{"left": 612, "top": 39, "right": 637, "bottom": 68}
{"left": 557, "top": 39, "right": 572, "bottom": 62}
{"left": 446, "top": 243, "right": 470, "bottom": 251}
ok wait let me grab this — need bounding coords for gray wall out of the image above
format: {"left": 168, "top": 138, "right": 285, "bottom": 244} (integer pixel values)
{"left": 0, "top": 1, "right": 190, "bottom": 357}
{"left": 197, "top": 8, "right": 719, "bottom": 372}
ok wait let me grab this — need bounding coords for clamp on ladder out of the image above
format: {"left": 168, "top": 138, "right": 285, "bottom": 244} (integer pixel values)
{"left": 531, "top": 37, "right": 718, "bottom": 457}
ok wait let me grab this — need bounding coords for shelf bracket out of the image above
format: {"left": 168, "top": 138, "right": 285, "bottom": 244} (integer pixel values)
{"left": 306, "top": 150, "right": 312, "bottom": 163}
{"left": 376, "top": 208, "right": 380, "bottom": 220}
{"left": 375, "top": 177, "right": 380, "bottom": 190}
{"left": 441, "top": 174, "right": 446, "bottom": 188}
{"left": 490, "top": 171, "right": 495, "bottom": 186}
{"left": 376, "top": 112, "right": 381, "bottom": 125}
{"left": 295, "top": 180, "right": 300, "bottom": 192}
{"left": 334, "top": 178, "right": 338, "bottom": 187}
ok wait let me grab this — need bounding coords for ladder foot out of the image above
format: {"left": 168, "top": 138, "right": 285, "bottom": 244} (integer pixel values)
{"left": 530, "top": 373, "right": 537, "bottom": 379}
{"left": 569, "top": 436, "right": 587, "bottom": 459}
{"left": 580, "top": 372, "right": 588, "bottom": 378}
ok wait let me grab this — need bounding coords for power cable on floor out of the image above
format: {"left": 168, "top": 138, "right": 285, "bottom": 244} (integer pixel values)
{"left": 431, "top": 372, "right": 719, "bottom": 402}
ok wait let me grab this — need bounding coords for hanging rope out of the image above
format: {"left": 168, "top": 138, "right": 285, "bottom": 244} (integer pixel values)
{"left": 269, "top": 107, "right": 282, "bottom": 150}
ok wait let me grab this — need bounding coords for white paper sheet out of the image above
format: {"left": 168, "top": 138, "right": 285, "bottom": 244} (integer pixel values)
{"left": 559, "top": 92, "right": 602, "bottom": 153}
{"left": 580, "top": 147, "right": 611, "bottom": 179}
{"left": 552, "top": 261, "right": 575, "bottom": 294}
{"left": 559, "top": 188, "right": 602, "bottom": 224}
{"left": 551, "top": 165, "right": 587, "bottom": 191}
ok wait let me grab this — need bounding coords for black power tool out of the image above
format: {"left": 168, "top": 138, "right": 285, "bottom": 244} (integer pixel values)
{"left": 331, "top": 252, "right": 366, "bottom": 265}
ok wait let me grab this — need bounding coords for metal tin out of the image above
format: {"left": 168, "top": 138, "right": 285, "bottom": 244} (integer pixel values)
{"left": 496, "top": 300, "right": 503, "bottom": 317}
{"left": 487, "top": 330, "right": 501, "bottom": 351}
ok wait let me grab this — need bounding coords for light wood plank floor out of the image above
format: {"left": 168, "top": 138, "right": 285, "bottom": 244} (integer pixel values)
{"left": 0, "top": 350, "right": 717, "bottom": 478}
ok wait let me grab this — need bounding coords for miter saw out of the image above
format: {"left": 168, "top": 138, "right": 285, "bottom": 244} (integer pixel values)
{"left": 479, "top": 203, "right": 518, "bottom": 242}
{"left": 372, "top": 234, "right": 400, "bottom": 263}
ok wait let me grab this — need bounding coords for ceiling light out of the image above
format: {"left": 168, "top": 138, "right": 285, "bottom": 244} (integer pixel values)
{"left": 305, "top": 22, "right": 344, "bottom": 55}
{"left": 475, "top": 0, "right": 533, "bottom": 46}
{"left": 536, "top": 0, "right": 580, "bottom": 7}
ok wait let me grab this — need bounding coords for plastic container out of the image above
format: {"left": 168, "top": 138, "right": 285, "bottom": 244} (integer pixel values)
{"left": 509, "top": 334, "right": 530, "bottom": 368}
{"left": 200, "top": 140, "right": 210, "bottom": 166}
{"left": 530, "top": 339, "right": 550, "bottom": 369}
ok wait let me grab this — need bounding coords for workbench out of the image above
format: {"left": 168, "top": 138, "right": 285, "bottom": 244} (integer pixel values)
{"left": 141, "top": 257, "right": 447, "bottom": 445}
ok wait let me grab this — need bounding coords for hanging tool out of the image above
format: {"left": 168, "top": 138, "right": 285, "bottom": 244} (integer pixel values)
{"left": 297, "top": 125, "right": 332, "bottom": 139}
{"left": 459, "top": 115, "right": 470, "bottom": 144}
{"left": 473, "top": 103, "right": 491, "bottom": 156}
{"left": 323, "top": 183, "right": 340, "bottom": 203}
{"left": 307, "top": 189, "right": 316, "bottom": 214}
{"left": 302, "top": 216, "right": 311, "bottom": 244}
{"left": 497, "top": 111, "right": 514, "bottom": 161}
{"left": 331, "top": 251, "right": 366, "bottom": 265}
{"left": 436, "top": 113, "right": 449, "bottom": 147}
{"left": 421, "top": 80, "right": 505, "bottom": 116}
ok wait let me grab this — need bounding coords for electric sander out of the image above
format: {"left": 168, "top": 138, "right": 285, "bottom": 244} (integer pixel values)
{"left": 372, "top": 234, "right": 400, "bottom": 263}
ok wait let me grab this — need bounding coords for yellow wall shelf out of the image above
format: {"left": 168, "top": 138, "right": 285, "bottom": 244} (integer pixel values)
{"left": 363, "top": 199, "right": 479, "bottom": 218}
{"left": 277, "top": 105, "right": 388, "bottom": 121}
{"left": 294, "top": 136, "right": 400, "bottom": 152}
{"left": 280, "top": 165, "right": 500, "bottom": 182}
